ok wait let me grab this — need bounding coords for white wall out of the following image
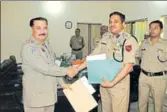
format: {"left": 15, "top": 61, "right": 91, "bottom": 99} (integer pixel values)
{"left": 1, "top": 1, "right": 112, "bottom": 62}
{"left": 1, "top": 1, "right": 167, "bottom": 62}
{"left": 110, "top": 1, "right": 167, "bottom": 32}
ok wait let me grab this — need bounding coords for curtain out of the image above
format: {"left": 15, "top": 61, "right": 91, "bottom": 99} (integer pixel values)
{"left": 134, "top": 20, "right": 147, "bottom": 43}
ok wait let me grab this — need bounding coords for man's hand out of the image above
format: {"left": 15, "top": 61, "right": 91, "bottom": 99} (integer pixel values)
{"left": 61, "top": 84, "right": 72, "bottom": 90}
{"left": 101, "top": 77, "right": 114, "bottom": 88}
{"left": 66, "top": 66, "right": 78, "bottom": 78}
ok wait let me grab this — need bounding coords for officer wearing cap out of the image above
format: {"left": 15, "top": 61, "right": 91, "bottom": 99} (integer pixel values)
{"left": 73, "top": 11, "right": 138, "bottom": 112}
{"left": 136, "top": 20, "right": 167, "bottom": 112}
{"left": 70, "top": 28, "right": 85, "bottom": 59}
{"left": 21, "top": 17, "right": 77, "bottom": 112}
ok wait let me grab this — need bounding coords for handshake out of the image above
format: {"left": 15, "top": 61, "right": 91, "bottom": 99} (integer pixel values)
{"left": 61, "top": 66, "right": 79, "bottom": 90}
{"left": 66, "top": 66, "right": 79, "bottom": 78}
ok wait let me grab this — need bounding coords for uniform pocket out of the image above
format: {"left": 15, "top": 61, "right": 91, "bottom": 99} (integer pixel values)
{"left": 141, "top": 48, "right": 146, "bottom": 57}
{"left": 157, "top": 48, "right": 164, "bottom": 56}
{"left": 78, "top": 38, "right": 83, "bottom": 44}
{"left": 157, "top": 48, "right": 167, "bottom": 62}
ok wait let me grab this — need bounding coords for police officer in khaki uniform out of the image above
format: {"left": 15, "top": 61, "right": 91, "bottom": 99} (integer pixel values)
{"left": 93, "top": 25, "right": 109, "bottom": 51}
{"left": 21, "top": 17, "right": 77, "bottom": 112}
{"left": 100, "top": 25, "right": 108, "bottom": 38}
{"left": 70, "top": 28, "right": 85, "bottom": 59}
{"left": 136, "top": 20, "right": 167, "bottom": 112}
{"left": 73, "top": 11, "right": 138, "bottom": 112}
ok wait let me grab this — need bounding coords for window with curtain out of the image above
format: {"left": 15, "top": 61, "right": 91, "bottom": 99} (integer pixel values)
{"left": 134, "top": 20, "right": 148, "bottom": 43}
{"left": 125, "top": 19, "right": 148, "bottom": 45}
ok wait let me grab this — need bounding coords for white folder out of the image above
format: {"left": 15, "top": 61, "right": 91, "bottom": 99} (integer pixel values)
{"left": 63, "top": 79, "right": 98, "bottom": 112}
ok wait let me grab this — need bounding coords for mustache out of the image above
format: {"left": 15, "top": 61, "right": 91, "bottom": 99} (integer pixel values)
{"left": 110, "top": 26, "right": 116, "bottom": 28}
{"left": 39, "top": 33, "right": 46, "bottom": 36}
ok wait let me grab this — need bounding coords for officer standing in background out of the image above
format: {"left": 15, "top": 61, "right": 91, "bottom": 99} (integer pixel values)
{"left": 73, "top": 11, "right": 138, "bottom": 112}
{"left": 21, "top": 17, "right": 77, "bottom": 112}
{"left": 93, "top": 25, "right": 109, "bottom": 51}
{"left": 69, "top": 28, "right": 85, "bottom": 59}
{"left": 136, "top": 20, "right": 167, "bottom": 112}
{"left": 100, "top": 24, "right": 108, "bottom": 38}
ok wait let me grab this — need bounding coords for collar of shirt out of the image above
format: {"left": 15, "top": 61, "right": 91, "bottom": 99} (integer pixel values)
{"left": 146, "top": 37, "right": 163, "bottom": 44}
{"left": 74, "top": 35, "right": 80, "bottom": 38}
{"left": 112, "top": 30, "right": 124, "bottom": 40}
{"left": 115, "top": 31, "right": 125, "bottom": 46}
{"left": 30, "top": 36, "right": 48, "bottom": 47}
{"left": 118, "top": 31, "right": 123, "bottom": 36}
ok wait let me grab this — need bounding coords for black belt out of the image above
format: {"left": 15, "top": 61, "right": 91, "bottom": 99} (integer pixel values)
{"left": 72, "top": 48, "right": 82, "bottom": 51}
{"left": 141, "top": 69, "right": 167, "bottom": 77}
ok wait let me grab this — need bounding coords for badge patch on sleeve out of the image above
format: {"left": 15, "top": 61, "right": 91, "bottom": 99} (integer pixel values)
{"left": 125, "top": 45, "right": 132, "bottom": 52}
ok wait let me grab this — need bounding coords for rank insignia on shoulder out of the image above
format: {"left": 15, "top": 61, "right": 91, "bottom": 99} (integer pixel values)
{"left": 125, "top": 45, "right": 132, "bottom": 52}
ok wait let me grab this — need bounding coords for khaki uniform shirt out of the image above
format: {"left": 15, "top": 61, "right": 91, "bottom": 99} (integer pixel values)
{"left": 91, "top": 32, "right": 138, "bottom": 68}
{"left": 136, "top": 38, "right": 167, "bottom": 72}
{"left": 21, "top": 37, "right": 66, "bottom": 107}
{"left": 70, "top": 35, "right": 85, "bottom": 50}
